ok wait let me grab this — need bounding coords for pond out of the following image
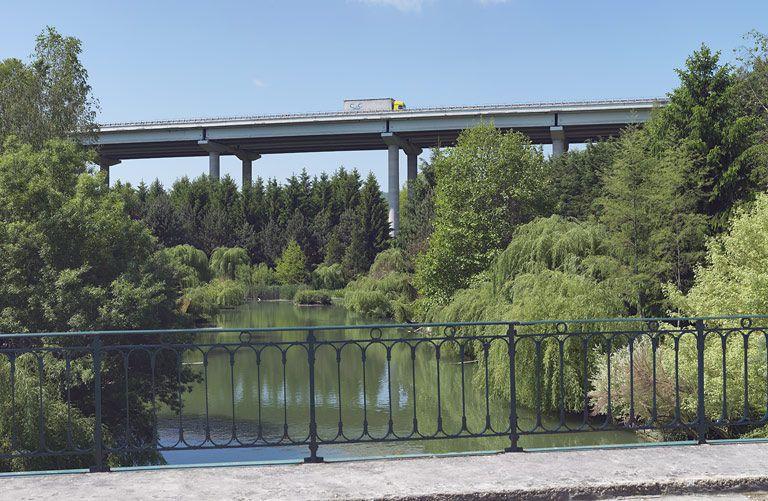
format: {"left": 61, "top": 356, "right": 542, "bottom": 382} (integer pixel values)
{"left": 161, "top": 300, "right": 639, "bottom": 464}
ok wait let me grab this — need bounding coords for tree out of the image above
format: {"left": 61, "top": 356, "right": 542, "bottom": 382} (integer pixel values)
{"left": 357, "top": 173, "right": 390, "bottom": 265}
{"left": 546, "top": 140, "right": 618, "bottom": 220}
{"left": 398, "top": 158, "right": 436, "bottom": 257}
{"left": 161, "top": 244, "right": 210, "bottom": 287}
{"left": 209, "top": 247, "right": 250, "bottom": 280}
{"left": 414, "top": 124, "right": 548, "bottom": 302}
{"left": 142, "top": 191, "right": 187, "bottom": 247}
{"left": 0, "top": 27, "right": 98, "bottom": 148}
{"left": 646, "top": 44, "right": 766, "bottom": 229}
{"left": 597, "top": 129, "right": 706, "bottom": 315}
{"left": 666, "top": 192, "right": 768, "bottom": 316}
{"left": 275, "top": 240, "right": 308, "bottom": 285}
{"left": 0, "top": 138, "right": 194, "bottom": 469}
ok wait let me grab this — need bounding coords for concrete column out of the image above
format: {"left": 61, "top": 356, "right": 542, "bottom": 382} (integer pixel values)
{"left": 407, "top": 153, "right": 418, "bottom": 186}
{"left": 235, "top": 151, "right": 260, "bottom": 189}
{"left": 388, "top": 144, "right": 400, "bottom": 236}
{"left": 97, "top": 157, "right": 120, "bottom": 186}
{"left": 209, "top": 152, "right": 221, "bottom": 180}
{"left": 550, "top": 126, "right": 568, "bottom": 157}
{"left": 242, "top": 159, "right": 253, "bottom": 188}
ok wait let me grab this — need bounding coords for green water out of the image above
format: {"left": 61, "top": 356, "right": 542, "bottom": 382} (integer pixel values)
{"left": 162, "top": 301, "right": 639, "bottom": 464}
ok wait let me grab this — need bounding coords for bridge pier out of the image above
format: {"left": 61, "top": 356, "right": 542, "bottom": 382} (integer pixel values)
{"left": 407, "top": 153, "right": 418, "bottom": 194}
{"left": 198, "top": 140, "right": 230, "bottom": 181}
{"left": 97, "top": 157, "right": 121, "bottom": 186}
{"left": 382, "top": 133, "right": 422, "bottom": 236}
{"left": 387, "top": 144, "right": 400, "bottom": 236}
{"left": 235, "top": 151, "right": 261, "bottom": 189}
{"left": 550, "top": 126, "right": 569, "bottom": 157}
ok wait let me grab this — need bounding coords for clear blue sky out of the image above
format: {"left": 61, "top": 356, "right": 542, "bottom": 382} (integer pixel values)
{"left": 3, "top": 0, "right": 766, "bottom": 188}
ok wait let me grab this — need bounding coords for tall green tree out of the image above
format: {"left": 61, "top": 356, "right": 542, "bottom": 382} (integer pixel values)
{"left": 354, "top": 172, "right": 390, "bottom": 267}
{"left": 646, "top": 44, "right": 766, "bottom": 229}
{"left": 0, "top": 139, "right": 194, "bottom": 469}
{"left": 414, "top": 124, "right": 548, "bottom": 302}
{"left": 275, "top": 240, "right": 308, "bottom": 284}
{"left": 0, "top": 27, "right": 98, "bottom": 148}
{"left": 546, "top": 140, "right": 618, "bottom": 220}
{"left": 598, "top": 129, "right": 706, "bottom": 315}
{"left": 398, "top": 157, "right": 437, "bottom": 257}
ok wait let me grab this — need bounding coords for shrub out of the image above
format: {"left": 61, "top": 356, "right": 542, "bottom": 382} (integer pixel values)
{"left": 343, "top": 269, "right": 417, "bottom": 321}
{"left": 590, "top": 330, "right": 767, "bottom": 435}
{"left": 293, "top": 289, "right": 332, "bottom": 305}
{"left": 368, "top": 248, "right": 409, "bottom": 279}
{"left": 210, "top": 247, "right": 250, "bottom": 280}
{"left": 344, "top": 290, "right": 393, "bottom": 318}
{"left": 235, "top": 263, "right": 278, "bottom": 298}
{"left": 311, "top": 263, "right": 346, "bottom": 290}
{"left": 186, "top": 279, "right": 247, "bottom": 318}
{"left": 251, "top": 263, "right": 277, "bottom": 286}
{"left": 161, "top": 244, "right": 211, "bottom": 286}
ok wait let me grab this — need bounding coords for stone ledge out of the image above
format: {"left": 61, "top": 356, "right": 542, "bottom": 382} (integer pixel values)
{"left": 3, "top": 442, "right": 768, "bottom": 500}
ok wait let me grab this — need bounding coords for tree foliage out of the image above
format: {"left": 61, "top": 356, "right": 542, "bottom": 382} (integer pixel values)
{"left": 414, "top": 124, "right": 548, "bottom": 303}
{"left": 646, "top": 44, "right": 767, "bottom": 229}
{"left": 210, "top": 247, "right": 250, "bottom": 280}
{"left": 0, "top": 27, "right": 98, "bottom": 149}
{"left": 275, "top": 240, "right": 308, "bottom": 285}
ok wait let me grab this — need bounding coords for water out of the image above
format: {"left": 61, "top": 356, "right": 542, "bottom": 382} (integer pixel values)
{"left": 162, "top": 301, "right": 639, "bottom": 464}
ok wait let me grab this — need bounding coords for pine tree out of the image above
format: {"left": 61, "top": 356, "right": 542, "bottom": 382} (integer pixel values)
{"left": 598, "top": 129, "right": 706, "bottom": 315}
{"left": 647, "top": 44, "right": 766, "bottom": 229}
{"left": 275, "top": 240, "right": 308, "bottom": 284}
{"left": 357, "top": 172, "right": 390, "bottom": 265}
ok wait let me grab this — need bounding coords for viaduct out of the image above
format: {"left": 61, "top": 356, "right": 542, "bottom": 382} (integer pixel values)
{"left": 91, "top": 98, "right": 665, "bottom": 235}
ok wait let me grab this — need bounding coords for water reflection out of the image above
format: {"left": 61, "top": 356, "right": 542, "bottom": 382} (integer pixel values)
{"left": 162, "top": 301, "right": 638, "bottom": 464}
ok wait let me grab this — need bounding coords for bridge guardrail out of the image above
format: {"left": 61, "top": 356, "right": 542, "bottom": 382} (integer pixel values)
{"left": 1, "top": 316, "right": 767, "bottom": 472}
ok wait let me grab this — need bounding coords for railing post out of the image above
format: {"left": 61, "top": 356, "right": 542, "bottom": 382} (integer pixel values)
{"left": 304, "top": 329, "right": 323, "bottom": 463}
{"left": 505, "top": 323, "right": 523, "bottom": 452}
{"left": 90, "top": 336, "right": 109, "bottom": 472}
{"left": 695, "top": 319, "right": 708, "bottom": 445}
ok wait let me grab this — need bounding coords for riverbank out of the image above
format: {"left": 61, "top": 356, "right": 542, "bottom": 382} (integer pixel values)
{"left": 3, "top": 442, "right": 768, "bottom": 500}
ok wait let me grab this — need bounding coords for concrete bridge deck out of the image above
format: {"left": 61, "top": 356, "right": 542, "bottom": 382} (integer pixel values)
{"left": 3, "top": 442, "right": 768, "bottom": 500}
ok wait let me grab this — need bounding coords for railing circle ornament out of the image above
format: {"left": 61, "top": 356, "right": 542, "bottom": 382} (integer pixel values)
{"left": 239, "top": 331, "right": 252, "bottom": 344}
{"left": 741, "top": 317, "right": 753, "bottom": 329}
{"left": 369, "top": 327, "right": 383, "bottom": 340}
{"left": 555, "top": 322, "right": 568, "bottom": 333}
{"left": 444, "top": 326, "right": 457, "bottom": 338}
{"left": 646, "top": 320, "right": 660, "bottom": 332}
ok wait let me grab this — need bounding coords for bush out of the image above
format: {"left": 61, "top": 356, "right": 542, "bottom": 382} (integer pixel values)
{"left": 344, "top": 290, "right": 393, "bottom": 318}
{"left": 161, "top": 244, "right": 211, "bottom": 287}
{"left": 343, "top": 269, "right": 417, "bottom": 321}
{"left": 311, "top": 263, "right": 346, "bottom": 290}
{"left": 235, "top": 263, "right": 277, "bottom": 298}
{"left": 293, "top": 289, "right": 332, "bottom": 305}
{"left": 250, "top": 283, "right": 308, "bottom": 301}
{"left": 368, "top": 248, "right": 409, "bottom": 279}
{"left": 185, "top": 279, "right": 247, "bottom": 318}
{"left": 590, "top": 329, "right": 767, "bottom": 435}
{"left": 210, "top": 247, "right": 250, "bottom": 280}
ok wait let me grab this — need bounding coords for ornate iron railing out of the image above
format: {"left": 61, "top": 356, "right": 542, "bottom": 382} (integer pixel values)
{"left": 1, "top": 316, "right": 767, "bottom": 472}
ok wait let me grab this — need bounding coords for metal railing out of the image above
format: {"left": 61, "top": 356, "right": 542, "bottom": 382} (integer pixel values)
{"left": 1, "top": 315, "right": 767, "bottom": 472}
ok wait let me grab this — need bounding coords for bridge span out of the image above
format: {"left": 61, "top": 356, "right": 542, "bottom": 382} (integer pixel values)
{"left": 92, "top": 98, "right": 666, "bottom": 234}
